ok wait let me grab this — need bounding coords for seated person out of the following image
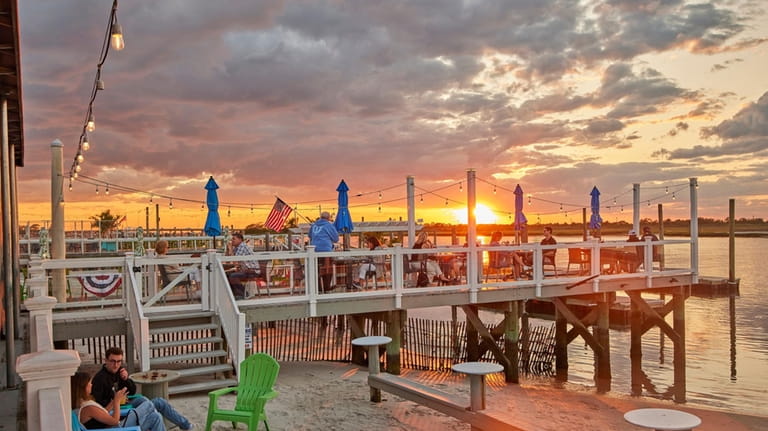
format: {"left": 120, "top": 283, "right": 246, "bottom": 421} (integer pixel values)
{"left": 89, "top": 347, "right": 194, "bottom": 430}
{"left": 488, "top": 231, "right": 526, "bottom": 280}
{"left": 410, "top": 231, "right": 450, "bottom": 284}
{"left": 72, "top": 370, "right": 167, "bottom": 431}
{"left": 353, "top": 236, "right": 384, "bottom": 289}
{"left": 225, "top": 232, "right": 260, "bottom": 299}
{"left": 541, "top": 226, "right": 557, "bottom": 268}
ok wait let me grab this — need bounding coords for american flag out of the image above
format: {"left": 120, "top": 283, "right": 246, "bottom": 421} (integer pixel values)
{"left": 264, "top": 198, "right": 293, "bottom": 232}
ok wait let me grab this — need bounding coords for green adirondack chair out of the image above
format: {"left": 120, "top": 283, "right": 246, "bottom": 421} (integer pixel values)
{"left": 205, "top": 353, "right": 280, "bottom": 431}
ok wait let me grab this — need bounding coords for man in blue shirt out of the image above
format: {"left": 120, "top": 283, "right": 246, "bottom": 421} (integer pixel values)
{"left": 309, "top": 212, "right": 339, "bottom": 292}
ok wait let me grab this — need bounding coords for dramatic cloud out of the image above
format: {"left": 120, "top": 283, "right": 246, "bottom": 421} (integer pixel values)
{"left": 15, "top": 0, "right": 768, "bottom": 224}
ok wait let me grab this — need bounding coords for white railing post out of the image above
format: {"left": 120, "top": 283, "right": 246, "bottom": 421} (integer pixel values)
{"left": 16, "top": 349, "right": 81, "bottom": 431}
{"left": 689, "top": 177, "right": 699, "bottom": 283}
{"left": 206, "top": 249, "right": 218, "bottom": 310}
{"left": 392, "top": 245, "right": 403, "bottom": 308}
{"left": 26, "top": 256, "right": 47, "bottom": 298}
{"left": 25, "top": 296, "right": 57, "bottom": 352}
{"left": 306, "top": 246, "right": 318, "bottom": 316}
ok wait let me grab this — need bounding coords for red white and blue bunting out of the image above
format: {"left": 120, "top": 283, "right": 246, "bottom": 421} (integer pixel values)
{"left": 77, "top": 274, "right": 122, "bottom": 297}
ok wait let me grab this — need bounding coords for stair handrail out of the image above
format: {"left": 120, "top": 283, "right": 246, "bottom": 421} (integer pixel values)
{"left": 208, "top": 250, "right": 246, "bottom": 375}
{"left": 124, "top": 252, "right": 150, "bottom": 371}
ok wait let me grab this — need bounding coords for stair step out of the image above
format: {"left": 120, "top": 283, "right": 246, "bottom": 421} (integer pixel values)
{"left": 169, "top": 378, "right": 238, "bottom": 395}
{"left": 149, "top": 349, "right": 227, "bottom": 366}
{"left": 150, "top": 336, "right": 223, "bottom": 350}
{"left": 146, "top": 311, "right": 215, "bottom": 321}
{"left": 176, "top": 364, "right": 233, "bottom": 377}
{"left": 149, "top": 323, "right": 218, "bottom": 335}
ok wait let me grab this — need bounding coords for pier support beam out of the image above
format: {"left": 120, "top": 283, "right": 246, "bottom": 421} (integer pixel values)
{"left": 672, "top": 290, "right": 686, "bottom": 403}
{"left": 554, "top": 305, "right": 568, "bottom": 381}
{"left": 504, "top": 301, "right": 520, "bottom": 383}
{"left": 595, "top": 297, "right": 611, "bottom": 392}
{"left": 630, "top": 295, "right": 642, "bottom": 395}
{"left": 626, "top": 288, "right": 689, "bottom": 403}
{"left": 385, "top": 310, "right": 404, "bottom": 375}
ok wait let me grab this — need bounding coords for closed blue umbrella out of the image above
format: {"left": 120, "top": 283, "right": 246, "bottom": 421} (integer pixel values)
{"left": 589, "top": 186, "right": 603, "bottom": 230}
{"left": 513, "top": 184, "right": 527, "bottom": 232}
{"left": 203, "top": 176, "right": 222, "bottom": 238}
{"left": 333, "top": 179, "right": 354, "bottom": 234}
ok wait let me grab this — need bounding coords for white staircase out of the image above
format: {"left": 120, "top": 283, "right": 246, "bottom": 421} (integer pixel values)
{"left": 145, "top": 310, "right": 238, "bottom": 395}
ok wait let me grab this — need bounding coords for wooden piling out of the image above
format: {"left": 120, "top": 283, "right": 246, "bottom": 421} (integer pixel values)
{"left": 386, "top": 310, "right": 404, "bottom": 375}
{"left": 504, "top": 301, "right": 520, "bottom": 383}
{"left": 629, "top": 296, "right": 642, "bottom": 395}
{"left": 673, "top": 290, "right": 686, "bottom": 403}
{"left": 466, "top": 305, "right": 479, "bottom": 361}
{"left": 595, "top": 298, "right": 611, "bottom": 392}
{"left": 554, "top": 306, "right": 568, "bottom": 381}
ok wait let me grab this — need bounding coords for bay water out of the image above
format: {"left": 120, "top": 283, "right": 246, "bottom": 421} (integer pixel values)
{"left": 414, "top": 236, "right": 767, "bottom": 416}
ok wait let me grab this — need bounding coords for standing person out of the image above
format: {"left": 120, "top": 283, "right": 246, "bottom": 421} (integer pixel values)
{"left": 225, "top": 232, "right": 260, "bottom": 299}
{"left": 71, "top": 371, "right": 166, "bottom": 431}
{"left": 90, "top": 347, "right": 195, "bottom": 430}
{"left": 309, "top": 211, "right": 339, "bottom": 293}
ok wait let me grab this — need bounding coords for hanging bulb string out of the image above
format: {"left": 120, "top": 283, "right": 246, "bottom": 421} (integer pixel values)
{"left": 68, "top": 0, "right": 124, "bottom": 180}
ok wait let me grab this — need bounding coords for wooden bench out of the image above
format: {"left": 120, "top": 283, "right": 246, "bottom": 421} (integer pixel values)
{"left": 368, "top": 373, "right": 524, "bottom": 431}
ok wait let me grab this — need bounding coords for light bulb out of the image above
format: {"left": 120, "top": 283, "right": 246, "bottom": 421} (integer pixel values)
{"left": 111, "top": 23, "right": 125, "bottom": 51}
{"left": 77, "top": 153, "right": 84, "bottom": 163}
{"left": 87, "top": 113, "right": 95, "bottom": 132}
{"left": 96, "top": 79, "right": 105, "bottom": 90}
{"left": 105, "top": 184, "right": 110, "bottom": 195}
{"left": 82, "top": 136, "right": 90, "bottom": 151}
{"left": 96, "top": 186, "right": 99, "bottom": 195}
{"left": 75, "top": 165, "right": 81, "bottom": 173}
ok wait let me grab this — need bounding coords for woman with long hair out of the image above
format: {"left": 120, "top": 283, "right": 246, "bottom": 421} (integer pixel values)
{"left": 71, "top": 371, "right": 166, "bottom": 431}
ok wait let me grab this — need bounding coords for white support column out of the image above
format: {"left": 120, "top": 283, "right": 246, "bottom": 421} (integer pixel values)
{"left": 50, "top": 139, "right": 66, "bottom": 303}
{"left": 16, "top": 349, "right": 81, "bottom": 431}
{"left": 406, "top": 176, "right": 415, "bottom": 247}
{"left": 633, "top": 183, "right": 640, "bottom": 233}
{"left": 306, "top": 246, "right": 318, "bottom": 316}
{"left": 689, "top": 177, "right": 699, "bottom": 283}
{"left": 466, "top": 169, "right": 478, "bottom": 303}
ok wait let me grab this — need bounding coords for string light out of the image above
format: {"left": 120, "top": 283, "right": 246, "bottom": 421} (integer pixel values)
{"left": 459, "top": 182, "right": 463, "bottom": 192}
{"left": 149, "top": 194, "right": 153, "bottom": 203}
{"left": 76, "top": 153, "right": 84, "bottom": 163}
{"left": 528, "top": 195, "right": 531, "bottom": 205}
{"left": 445, "top": 198, "right": 449, "bottom": 206}
{"left": 493, "top": 185, "right": 496, "bottom": 194}
{"left": 378, "top": 191, "right": 382, "bottom": 200}
{"left": 377, "top": 204, "right": 381, "bottom": 213}
{"left": 201, "top": 203, "right": 204, "bottom": 210}
{"left": 420, "top": 194, "right": 423, "bottom": 203}
{"left": 105, "top": 184, "right": 109, "bottom": 195}
{"left": 672, "top": 192, "right": 676, "bottom": 200}
{"left": 169, "top": 199, "right": 173, "bottom": 209}
{"left": 67, "top": 0, "right": 125, "bottom": 181}
{"left": 95, "top": 185, "right": 99, "bottom": 195}
{"left": 665, "top": 186, "right": 669, "bottom": 194}
{"left": 227, "top": 207, "right": 231, "bottom": 217}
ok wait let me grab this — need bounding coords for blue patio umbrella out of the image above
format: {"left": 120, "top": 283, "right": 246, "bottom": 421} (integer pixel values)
{"left": 513, "top": 184, "right": 527, "bottom": 232}
{"left": 203, "top": 176, "right": 222, "bottom": 238}
{"left": 333, "top": 179, "right": 354, "bottom": 251}
{"left": 589, "top": 186, "right": 603, "bottom": 230}
{"left": 333, "top": 179, "right": 354, "bottom": 234}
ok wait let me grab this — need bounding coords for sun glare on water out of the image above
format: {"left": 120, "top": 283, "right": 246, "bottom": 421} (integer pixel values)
{"left": 451, "top": 203, "right": 497, "bottom": 224}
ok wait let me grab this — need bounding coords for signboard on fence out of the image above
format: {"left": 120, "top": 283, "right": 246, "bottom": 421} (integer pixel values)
{"left": 244, "top": 326, "right": 252, "bottom": 350}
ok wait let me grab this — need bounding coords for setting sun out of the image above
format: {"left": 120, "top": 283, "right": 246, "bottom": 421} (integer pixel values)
{"left": 451, "top": 203, "right": 498, "bottom": 225}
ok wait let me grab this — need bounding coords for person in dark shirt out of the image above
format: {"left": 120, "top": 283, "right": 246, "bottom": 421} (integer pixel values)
{"left": 91, "top": 347, "right": 195, "bottom": 430}
{"left": 541, "top": 226, "right": 557, "bottom": 262}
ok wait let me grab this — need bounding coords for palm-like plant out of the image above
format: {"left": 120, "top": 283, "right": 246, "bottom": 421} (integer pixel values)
{"left": 90, "top": 210, "right": 124, "bottom": 237}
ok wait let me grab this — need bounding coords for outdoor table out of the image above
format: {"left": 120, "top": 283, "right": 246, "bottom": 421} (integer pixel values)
{"left": 624, "top": 408, "right": 701, "bottom": 430}
{"left": 352, "top": 335, "right": 392, "bottom": 401}
{"left": 451, "top": 361, "right": 503, "bottom": 411}
{"left": 130, "top": 369, "right": 180, "bottom": 400}
{"left": 333, "top": 257, "right": 369, "bottom": 290}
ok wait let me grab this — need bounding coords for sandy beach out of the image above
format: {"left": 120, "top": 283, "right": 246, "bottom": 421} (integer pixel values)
{"left": 161, "top": 361, "right": 767, "bottom": 431}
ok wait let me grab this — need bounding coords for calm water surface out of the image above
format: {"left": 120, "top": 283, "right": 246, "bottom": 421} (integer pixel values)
{"left": 417, "top": 236, "right": 768, "bottom": 416}
{"left": 564, "top": 237, "right": 767, "bottom": 416}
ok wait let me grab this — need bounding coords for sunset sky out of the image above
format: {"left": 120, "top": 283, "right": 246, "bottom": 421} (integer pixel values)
{"left": 16, "top": 0, "right": 768, "bottom": 231}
